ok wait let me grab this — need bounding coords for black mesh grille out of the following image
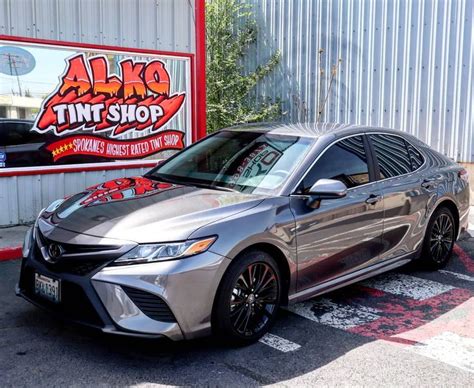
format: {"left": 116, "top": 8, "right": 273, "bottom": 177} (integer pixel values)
{"left": 19, "top": 266, "right": 103, "bottom": 327}
{"left": 122, "top": 286, "right": 176, "bottom": 323}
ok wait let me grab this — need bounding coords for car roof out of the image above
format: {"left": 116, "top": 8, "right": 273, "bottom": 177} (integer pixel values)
{"left": 0, "top": 118, "right": 34, "bottom": 124}
{"left": 221, "top": 122, "right": 410, "bottom": 140}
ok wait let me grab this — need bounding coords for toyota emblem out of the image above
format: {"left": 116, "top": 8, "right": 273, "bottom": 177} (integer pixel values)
{"left": 46, "top": 243, "right": 63, "bottom": 263}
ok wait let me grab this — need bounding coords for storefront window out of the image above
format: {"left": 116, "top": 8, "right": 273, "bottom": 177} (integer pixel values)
{"left": 0, "top": 40, "right": 192, "bottom": 169}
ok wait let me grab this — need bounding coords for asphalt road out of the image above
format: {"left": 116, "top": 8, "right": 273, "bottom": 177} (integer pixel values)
{"left": 1, "top": 235, "right": 473, "bottom": 387}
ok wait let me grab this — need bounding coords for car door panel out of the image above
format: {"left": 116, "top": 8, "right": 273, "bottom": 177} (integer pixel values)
{"left": 291, "top": 134, "right": 384, "bottom": 292}
{"left": 291, "top": 182, "right": 384, "bottom": 290}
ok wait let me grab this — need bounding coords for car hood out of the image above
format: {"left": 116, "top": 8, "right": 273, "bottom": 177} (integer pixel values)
{"left": 39, "top": 176, "right": 266, "bottom": 243}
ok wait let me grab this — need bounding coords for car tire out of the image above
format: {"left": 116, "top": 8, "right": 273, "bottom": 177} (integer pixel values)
{"left": 213, "top": 250, "right": 282, "bottom": 345}
{"left": 421, "top": 206, "right": 456, "bottom": 270}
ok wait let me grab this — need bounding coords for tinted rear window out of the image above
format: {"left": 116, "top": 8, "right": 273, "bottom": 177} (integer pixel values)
{"left": 406, "top": 142, "right": 424, "bottom": 170}
{"left": 370, "top": 134, "right": 412, "bottom": 179}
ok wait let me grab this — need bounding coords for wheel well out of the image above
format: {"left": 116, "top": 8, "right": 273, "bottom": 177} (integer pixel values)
{"left": 216, "top": 243, "right": 291, "bottom": 307}
{"left": 434, "top": 199, "right": 460, "bottom": 237}
{"left": 210, "top": 242, "right": 292, "bottom": 333}
{"left": 239, "top": 243, "right": 291, "bottom": 305}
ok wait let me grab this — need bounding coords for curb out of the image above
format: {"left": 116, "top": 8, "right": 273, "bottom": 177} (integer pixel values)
{"left": 0, "top": 246, "right": 22, "bottom": 262}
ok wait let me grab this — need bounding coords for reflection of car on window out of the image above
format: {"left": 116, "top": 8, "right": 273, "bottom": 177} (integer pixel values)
{"left": 0, "top": 119, "right": 51, "bottom": 168}
{"left": 0, "top": 118, "right": 110, "bottom": 168}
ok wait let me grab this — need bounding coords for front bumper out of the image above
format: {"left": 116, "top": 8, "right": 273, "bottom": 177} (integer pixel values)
{"left": 17, "top": 241, "right": 230, "bottom": 340}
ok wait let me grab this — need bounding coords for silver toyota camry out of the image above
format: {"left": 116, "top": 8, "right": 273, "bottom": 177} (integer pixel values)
{"left": 17, "top": 123, "right": 470, "bottom": 344}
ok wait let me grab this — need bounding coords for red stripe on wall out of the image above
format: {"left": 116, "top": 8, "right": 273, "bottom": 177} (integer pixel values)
{"left": 195, "top": 0, "right": 207, "bottom": 139}
{"left": 0, "top": 161, "right": 158, "bottom": 178}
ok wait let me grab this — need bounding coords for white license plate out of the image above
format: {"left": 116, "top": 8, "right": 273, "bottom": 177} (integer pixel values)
{"left": 34, "top": 273, "right": 61, "bottom": 303}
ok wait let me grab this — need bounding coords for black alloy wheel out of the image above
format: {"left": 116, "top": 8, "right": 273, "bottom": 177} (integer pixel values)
{"left": 430, "top": 213, "right": 455, "bottom": 264}
{"left": 213, "top": 250, "right": 281, "bottom": 344}
{"left": 230, "top": 262, "right": 279, "bottom": 336}
{"left": 422, "top": 207, "right": 456, "bottom": 269}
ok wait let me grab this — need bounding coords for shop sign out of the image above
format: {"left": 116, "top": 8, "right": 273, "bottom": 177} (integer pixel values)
{"left": 34, "top": 54, "right": 187, "bottom": 161}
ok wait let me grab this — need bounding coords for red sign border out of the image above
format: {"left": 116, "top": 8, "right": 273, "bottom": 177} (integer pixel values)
{"left": 0, "top": 32, "right": 205, "bottom": 177}
{"left": 45, "top": 130, "right": 185, "bottom": 162}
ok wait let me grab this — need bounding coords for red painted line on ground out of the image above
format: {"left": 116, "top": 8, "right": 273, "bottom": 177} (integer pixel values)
{"left": 383, "top": 336, "right": 422, "bottom": 346}
{"left": 0, "top": 246, "right": 22, "bottom": 261}
{"left": 346, "top": 286, "right": 472, "bottom": 340}
{"left": 454, "top": 244, "right": 474, "bottom": 274}
{"left": 356, "top": 285, "right": 385, "bottom": 297}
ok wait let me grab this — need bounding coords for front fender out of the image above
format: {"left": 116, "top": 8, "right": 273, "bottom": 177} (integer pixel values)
{"left": 188, "top": 197, "right": 298, "bottom": 295}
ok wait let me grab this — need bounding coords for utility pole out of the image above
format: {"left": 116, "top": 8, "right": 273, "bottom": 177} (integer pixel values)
{"left": 3, "top": 53, "right": 23, "bottom": 96}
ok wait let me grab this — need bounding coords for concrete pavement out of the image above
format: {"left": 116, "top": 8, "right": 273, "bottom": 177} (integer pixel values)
{"left": 0, "top": 225, "right": 30, "bottom": 250}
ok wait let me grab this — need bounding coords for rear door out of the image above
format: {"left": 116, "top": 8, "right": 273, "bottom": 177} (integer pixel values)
{"left": 367, "top": 133, "right": 428, "bottom": 259}
{"left": 290, "top": 134, "right": 385, "bottom": 291}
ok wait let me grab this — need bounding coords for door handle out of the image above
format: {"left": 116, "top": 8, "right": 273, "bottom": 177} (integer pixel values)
{"left": 365, "top": 194, "right": 381, "bottom": 205}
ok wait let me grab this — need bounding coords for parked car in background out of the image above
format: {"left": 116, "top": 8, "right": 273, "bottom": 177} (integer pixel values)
{"left": 0, "top": 118, "right": 111, "bottom": 168}
{"left": 0, "top": 118, "right": 50, "bottom": 168}
{"left": 17, "top": 123, "right": 470, "bottom": 344}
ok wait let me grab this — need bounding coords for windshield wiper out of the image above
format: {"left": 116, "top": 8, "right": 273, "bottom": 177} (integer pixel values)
{"left": 207, "top": 184, "right": 239, "bottom": 193}
{"left": 145, "top": 173, "right": 187, "bottom": 185}
{"left": 189, "top": 182, "right": 239, "bottom": 193}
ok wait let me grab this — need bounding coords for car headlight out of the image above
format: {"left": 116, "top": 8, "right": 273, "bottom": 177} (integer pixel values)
{"left": 22, "top": 227, "right": 33, "bottom": 258}
{"left": 113, "top": 236, "right": 217, "bottom": 265}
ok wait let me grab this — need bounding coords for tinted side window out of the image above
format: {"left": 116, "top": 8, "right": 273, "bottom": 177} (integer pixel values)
{"left": 406, "top": 142, "right": 424, "bottom": 170}
{"left": 300, "top": 135, "right": 370, "bottom": 192}
{"left": 370, "top": 134, "right": 412, "bottom": 179}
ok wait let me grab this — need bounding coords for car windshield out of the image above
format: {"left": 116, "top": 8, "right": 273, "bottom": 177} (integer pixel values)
{"left": 147, "top": 130, "right": 313, "bottom": 195}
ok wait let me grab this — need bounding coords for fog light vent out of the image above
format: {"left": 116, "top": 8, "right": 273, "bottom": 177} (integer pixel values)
{"left": 121, "top": 286, "right": 176, "bottom": 323}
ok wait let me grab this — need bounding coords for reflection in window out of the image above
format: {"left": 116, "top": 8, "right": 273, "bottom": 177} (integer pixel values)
{"left": 301, "top": 135, "right": 370, "bottom": 191}
{"left": 152, "top": 131, "right": 313, "bottom": 195}
{"left": 370, "top": 134, "right": 412, "bottom": 179}
{"left": 406, "top": 142, "right": 424, "bottom": 170}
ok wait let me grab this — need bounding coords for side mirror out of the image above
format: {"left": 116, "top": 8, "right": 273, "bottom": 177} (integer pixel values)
{"left": 306, "top": 179, "right": 347, "bottom": 208}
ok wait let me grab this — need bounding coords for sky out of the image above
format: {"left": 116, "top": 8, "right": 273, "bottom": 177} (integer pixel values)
{"left": 0, "top": 45, "right": 71, "bottom": 98}
{"left": 0, "top": 43, "right": 189, "bottom": 99}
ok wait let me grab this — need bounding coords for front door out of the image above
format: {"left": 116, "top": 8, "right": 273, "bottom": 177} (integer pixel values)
{"left": 290, "top": 135, "right": 385, "bottom": 292}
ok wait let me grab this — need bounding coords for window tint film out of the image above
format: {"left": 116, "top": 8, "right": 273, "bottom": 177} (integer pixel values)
{"left": 150, "top": 130, "right": 313, "bottom": 195}
{"left": 300, "top": 135, "right": 370, "bottom": 192}
{"left": 406, "top": 142, "right": 424, "bottom": 170}
{"left": 370, "top": 134, "right": 412, "bottom": 179}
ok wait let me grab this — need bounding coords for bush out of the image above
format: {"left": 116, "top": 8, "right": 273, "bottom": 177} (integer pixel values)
{"left": 206, "top": 0, "right": 281, "bottom": 133}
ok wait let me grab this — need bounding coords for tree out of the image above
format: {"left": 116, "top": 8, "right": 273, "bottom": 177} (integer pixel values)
{"left": 205, "top": 0, "right": 281, "bottom": 133}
